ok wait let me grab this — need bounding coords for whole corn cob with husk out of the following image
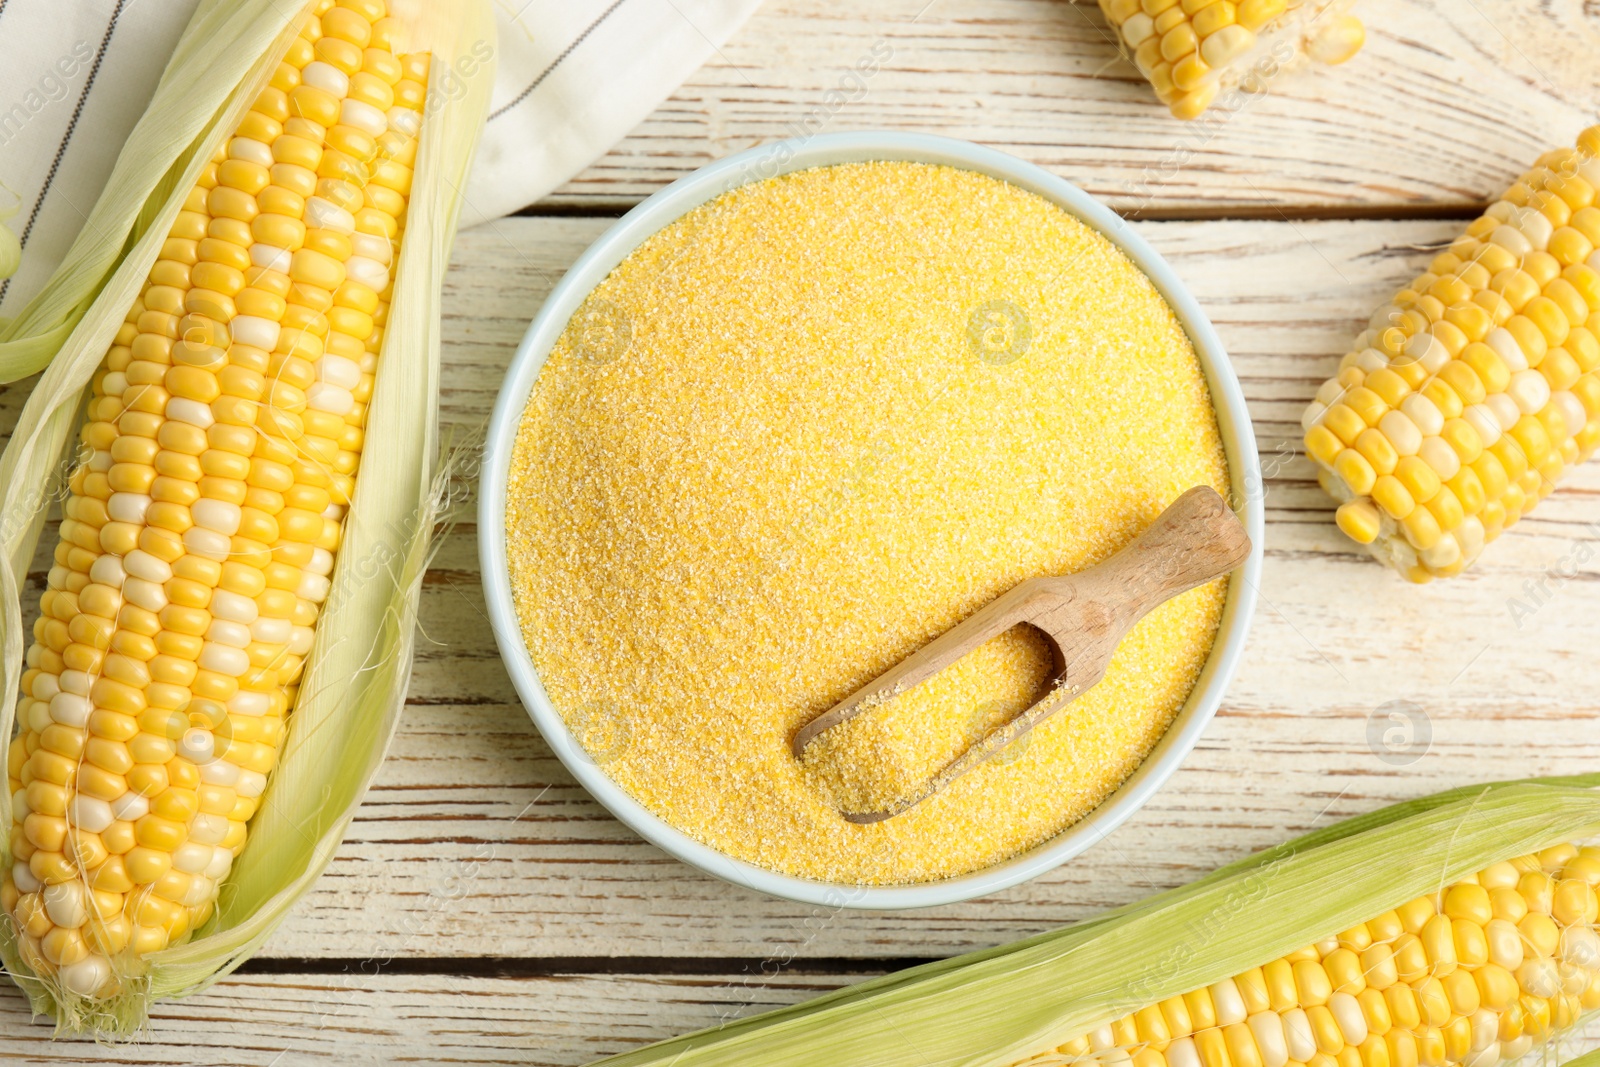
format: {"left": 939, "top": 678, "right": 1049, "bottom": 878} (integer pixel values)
{"left": 583, "top": 777, "right": 1600, "bottom": 1067}
{"left": 1012, "top": 845, "right": 1600, "bottom": 1067}
{"left": 1098, "top": 0, "right": 1365, "bottom": 119}
{"left": 0, "top": 0, "right": 491, "bottom": 1034}
{"left": 1303, "top": 128, "right": 1600, "bottom": 582}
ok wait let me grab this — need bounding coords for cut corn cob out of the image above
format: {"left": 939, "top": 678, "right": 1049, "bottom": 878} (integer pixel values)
{"left": 1098, "top": 0, "right": 1364, "bottom": 119}
{"left": 0, "top": 0, "right": 427, "bottom": 1001}
{"left": 1303, "top": 128, "right": 1600, "bottom": 581}
{"left": 1013, "top": 845, "right": 1600, "bottom": 1067}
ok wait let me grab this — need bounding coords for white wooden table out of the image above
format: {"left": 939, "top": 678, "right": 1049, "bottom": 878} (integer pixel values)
{"left": 5, "top": 1, "right": 1600, "bottom": 1062}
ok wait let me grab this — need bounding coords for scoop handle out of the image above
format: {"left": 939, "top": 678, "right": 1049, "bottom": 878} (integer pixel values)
{"left": 1089, "top": 486, "right": 1252, "bottom": 622}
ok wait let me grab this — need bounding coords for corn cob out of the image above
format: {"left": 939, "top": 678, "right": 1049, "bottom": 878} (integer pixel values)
{"left": 1013, "top": 845, "right": 1600, "bottom": 1067}
{"left": 0, "top": 0, "right": 426, "bottom": 1000}
{"left": 585, "top": 781, "right": 1600, "bottom": 1067}
{"left": 1098, "top": 0, "right": 1365, "bottom": 119}
{"left": 1302, "top": 129, "right": 1600, "bottom": 581}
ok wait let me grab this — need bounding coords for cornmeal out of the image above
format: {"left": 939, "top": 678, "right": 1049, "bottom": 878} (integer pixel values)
{"left": 506, "top": 161, "right": 1228, "bottom": 884}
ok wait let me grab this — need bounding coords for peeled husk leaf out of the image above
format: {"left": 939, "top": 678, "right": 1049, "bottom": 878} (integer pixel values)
{"left": 593, "top": 775, "right": 1600, "bottom": 1067}
{"left": 0, "top": 0, "right": 495, "bottom": 1034}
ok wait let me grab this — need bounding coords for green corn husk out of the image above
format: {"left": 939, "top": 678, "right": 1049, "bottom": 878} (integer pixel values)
{"left": 593, "top": 775, "right": 1600, "bottom": 1067}
{"left": 0, "top": 0, "right": 495, "bottom": 1035}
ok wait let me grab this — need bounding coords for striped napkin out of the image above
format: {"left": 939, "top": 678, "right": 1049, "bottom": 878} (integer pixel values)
{"left": 0, "top": 0, "right": 762, "bottom": 316}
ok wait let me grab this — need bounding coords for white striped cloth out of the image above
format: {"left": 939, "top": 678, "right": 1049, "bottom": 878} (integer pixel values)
{"left": 0, "top": 0, "right": 762, "bottom": 316}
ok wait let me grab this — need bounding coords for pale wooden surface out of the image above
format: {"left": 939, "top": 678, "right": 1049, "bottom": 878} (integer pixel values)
{"left": 547, "top": 0, "right": 1600, "bottom": 215}
{"left": 7, "top": 1, "right": 1600, "bottom": 1062}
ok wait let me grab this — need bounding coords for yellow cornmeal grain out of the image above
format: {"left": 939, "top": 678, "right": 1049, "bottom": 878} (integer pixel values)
{"left": 505, "top": 161, "right": 1229, "bottom": 885}
{"left": 800, "top": 626, "right": 1059, "bottom": 817}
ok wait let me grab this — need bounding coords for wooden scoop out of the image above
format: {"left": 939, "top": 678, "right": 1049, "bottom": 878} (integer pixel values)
{"left": 792, "top": 486, "right": 1252, "bottom": 823}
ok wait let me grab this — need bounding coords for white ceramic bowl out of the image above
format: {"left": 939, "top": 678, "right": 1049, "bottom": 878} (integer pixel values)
{"left": 479, "top": 132, "right": 1264, "bottom": 910}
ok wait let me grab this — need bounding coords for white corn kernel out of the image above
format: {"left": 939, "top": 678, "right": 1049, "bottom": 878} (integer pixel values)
{"left": 307, "top": 382, "right": 355, "bottom": 415}
{"left": 183, "top": 525, "right": 232, "bottom": 561}
{"left": 42, "top": 881, "right": 88, "bottom": 928}
{"left": 1166, "top": 1038, "right": 1199, "bottom": 1067}
{"left": 228, "top": 690, "right": 271, "bottom": 716}
{"left": 1248, "top": 1010, "right": 1289, "bottom": 1067}
{"left": 1507, "top": 369, "right": 1552, "bottom": 415}
{"left": 108, "top": 493, "right": 153, "bottom": 524}
{"left": 111, "top": 793, "right": 149, "bottom": 821}
{"left": 123, "top": 549, "right": 172, "bottom": 583}
{"left": 1400, "top": 393, "right": 1444, "bottom": 437}
{"left": 1418, "top": 437, "right": 1460, "bottom": 481}
{"left": 344, "top": 256, "right": 389, "bottom": 293}
{"left": 230, "top": 315, "right": 281, "bottom": 351}
{"left": 192, "top": 498, "right": 242, "bottom": 535}
{"left": 88, "top": 554, "right": 125, "bottom": 587}
{"left": 1404, "top": 333, "right": 1451, "bottom": 374}
{"left": 12, "top": 862, "right": 41, "bottom": 894}
{"left": 1552, "top": 391, "right": 1588, "bottom": 440}
{"left": 188, "top": 814, "right": 230, "bottom": 845}
{"left": 306, "top": 196, "right": 354, "bottom": 234}
{"left": 58, "top": 955, "right": 111, "bottom": 997}
{"left": 49, "top": 692, "right": 91, "bottom": 728}
{"left": 1210, "top": 978, "right": 1247, "bottom": 1026}
{"left": 210, "top": 588, "right": 259, "bottom": 624}
{"left": 1379, "top": 409, "right": 1422, "bottom": 456}
{"left": 68, "top": 795, "right": 113, "bottom": 834}
{"left": 1486, "top": 392, "right": 1522, "bottom": 430}
{"left": 301, "top": 60, "right": 349, "bottom": 96}
{"left": 1490, "top": 225, "right": 1534, "bottom": 258}
{"left": 340, "top": 97, "right": 388, "bottom": 136}
{"left": 173, "top": 842, "right": 212, "bottom": 874}
{"left": 198, "top": 642, "right": 249, "bottom": 676}
{"left": 206, "top": 618, "right": 252, "bottom": 649}
{"left": 200, "top": 759, "right": 243, "bottom": 787}
{"left": 297, "top": 573, "right": 330, "bottom": 603}
{"left": 123, "top": 577, "right": 168, "bottom": 612}
{"left": 1485, "top": 327, "right": 1529, "bottom": 372}
{"left": 179, "top": 728, "right": 215, "bottom": 763}
{"left": 1560, "top": 925, "right": 1600, "bottom": 968}
{"left": 250, "top": 616, "right": 293, "bottom": 644}
{"left": 166, "top": 396, "right": 215, "bottom": 427}
{"left": 29, "top": 673, "right": 60, "bottom": 700}
{"left": 227, "top": 137, "right": 273, "bottom": 167}
{"left": 315, "top": 354, "right": 362, "bottom": 389}
{"left": 351, "top": 231, "right": 392, "bottom": 264}
{"left": 1283, "top": 1008, "right": 1315, "bottom": 1063}
{"left": 250, "top": 244, "right": 292, "bottom": 273}
{"left": 204, "top": 848, "right": 235, "bottom": 880}
{"left": 1463, "top": 404, "right": 1502, "bottom": 447}
{"left": 288, "top": 624, "right": 316, "bottom": 655}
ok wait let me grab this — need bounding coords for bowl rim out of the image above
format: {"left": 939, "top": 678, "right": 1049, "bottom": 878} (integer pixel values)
{"left": 478, "top": 131, "right": 1264, "bottom": 910}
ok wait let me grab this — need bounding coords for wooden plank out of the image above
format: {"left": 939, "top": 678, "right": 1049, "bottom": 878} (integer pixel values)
{"left": 542, "top": 0, "right": 1600, "bottom": 215}
{"left": 6, "top": 217, "right": 1600, "bottom": 964}
{"left": 0, "top": 970, "right": 1595, "bottom": 1066}
{"left": 0, "top": 970, "right": 858, "bottom": 1066}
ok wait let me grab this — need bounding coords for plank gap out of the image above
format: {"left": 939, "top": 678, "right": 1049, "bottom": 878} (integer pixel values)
{"left": 506, "top": 200, "right": 1488, "bottom": 225}
{"left": 233, "top": 956, "right": 936, "bottom": 978}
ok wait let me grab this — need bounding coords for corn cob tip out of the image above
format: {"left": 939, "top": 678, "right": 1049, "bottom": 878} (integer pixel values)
{"left": 1098, "top": 0, "right": 1366, "bottom": 119}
